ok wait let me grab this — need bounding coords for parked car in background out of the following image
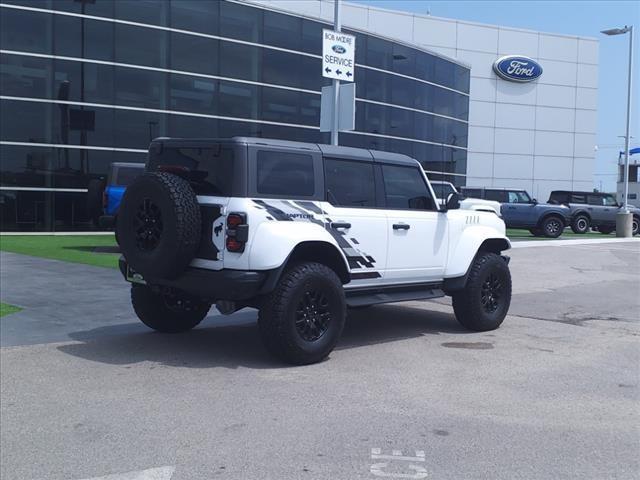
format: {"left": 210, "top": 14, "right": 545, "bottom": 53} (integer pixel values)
{"left": 87, "top": 162, "right": 145, "bottom": 228}
{"left": 461, "top": 187, "right": 571, "bottom": 238}
{"left": 430, "top": 180, "right": 501, "bottom": 216}
{"left": 548, "top": 190, "right": 640, "bottom": 235}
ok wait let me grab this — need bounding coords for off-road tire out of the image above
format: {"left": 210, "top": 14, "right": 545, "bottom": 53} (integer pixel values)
{"left": 117, "top": 172, "right": 201, "bottom": 279}
{"left": 540, "top": 215, "right": 564, "bottom": 238}
{"left": 571, "top": 214, "right": 590, "bottom": 234}
{"left": 131, "top": 284, "right": 209, "bottom": 333}
{"left": 598, "top": 225, "right": 614, "bottom": 235}
{"left": 258, "top": 262, "right": 346, "bottom": 365}
{"left": 452, "top": 252, "right": 511, "bottom": 331}
{"left": 633, "top": 216, "right": 639, "bottom": 236}
{"left": 86, "top": 178, "right": 106, "bottom": 226}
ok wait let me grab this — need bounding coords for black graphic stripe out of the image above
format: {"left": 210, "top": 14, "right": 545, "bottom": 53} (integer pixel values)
{"left": 252, "top": 199, "right": 293, "bottom": 221}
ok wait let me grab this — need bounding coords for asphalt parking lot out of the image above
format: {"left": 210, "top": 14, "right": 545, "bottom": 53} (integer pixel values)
{"left": 1, "top": 240, "right": 639, "bottom": 480}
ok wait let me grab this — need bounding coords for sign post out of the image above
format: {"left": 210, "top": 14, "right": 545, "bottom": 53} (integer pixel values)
{"left": 321, "top": 0, "right": 355, "bottom": 145}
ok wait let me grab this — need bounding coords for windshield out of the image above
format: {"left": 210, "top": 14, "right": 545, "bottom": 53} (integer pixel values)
{"left": 431, "top": 182, "right": 455, "bottom": 199}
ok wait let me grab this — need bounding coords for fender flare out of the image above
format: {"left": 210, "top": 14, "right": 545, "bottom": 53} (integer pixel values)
{"left": 258, "top": 240, "right": 351, "bottom": 294}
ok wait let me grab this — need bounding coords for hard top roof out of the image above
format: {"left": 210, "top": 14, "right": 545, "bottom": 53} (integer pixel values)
{"left": 550, "top": 190, "right": 611, "bottom": 196}
{"left": 150, "top": 136, "right": 420, "bottom": 168}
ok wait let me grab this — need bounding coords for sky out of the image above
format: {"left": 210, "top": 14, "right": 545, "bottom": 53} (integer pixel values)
{"left": 355, "top": 0, "right": 640, "bottom": 191}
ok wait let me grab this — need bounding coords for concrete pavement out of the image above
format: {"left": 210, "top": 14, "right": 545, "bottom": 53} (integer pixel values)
{"left": 1, "top": 242, "right": 639, "bottom": 479}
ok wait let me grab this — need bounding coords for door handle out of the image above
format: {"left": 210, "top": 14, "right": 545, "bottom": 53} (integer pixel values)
{"left": 331, "top": 222, "right": 351, "bottom": 229}
{"left": 508, "top": 206, "right": 516, "bottom": 209}
{"left": 393, "top": 223, "right": 410, "bottom": 230}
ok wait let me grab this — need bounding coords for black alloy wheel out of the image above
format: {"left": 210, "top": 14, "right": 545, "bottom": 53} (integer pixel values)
{"left": 571, "top": 215, "right": 590, "bottom": 234}
{"left": 542, "top": 216, "right": 563, "bottom": 238}
{"left": 134, "top": 198, "right": 163, "bottom": 251}
{"left": 480, "top": 272, "right": 504, "bottom": 314}
{"left": 295, "top": 290, "right": 332, "bottom": 341}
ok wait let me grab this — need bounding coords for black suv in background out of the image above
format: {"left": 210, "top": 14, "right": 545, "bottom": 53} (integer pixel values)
{"left": 461, "top": 187, "right": 571, "bottom": 238}
{"left": 548, "top": 190, "right": 640, "bottom": 235}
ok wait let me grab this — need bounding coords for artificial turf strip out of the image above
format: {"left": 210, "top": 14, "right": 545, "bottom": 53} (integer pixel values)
{"left": 506, "top": 228, "right": 613, "bottom": 241}
{"left": 0, "top": 235, "right": 119, "bottom": 269}
{"left": 0, "top": 302, "right": 22, "bottom": 318}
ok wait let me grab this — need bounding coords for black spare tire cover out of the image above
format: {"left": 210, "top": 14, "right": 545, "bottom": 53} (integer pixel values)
{"left": 116, "top": 172, "right": 201, "bottom": 280}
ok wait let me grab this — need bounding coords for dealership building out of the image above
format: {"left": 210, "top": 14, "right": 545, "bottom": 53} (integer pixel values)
{"left": 0, "top": 0, "right": 598, "bottom": 231}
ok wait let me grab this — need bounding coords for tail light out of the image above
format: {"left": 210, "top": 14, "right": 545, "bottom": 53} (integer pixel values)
{"left": 226, "top": 213, "right": 248, "bottom": 253}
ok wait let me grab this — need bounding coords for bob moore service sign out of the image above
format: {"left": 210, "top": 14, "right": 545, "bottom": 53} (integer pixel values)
{"left": 322, "top": 29, "right": 355, "bottom": 82}
{"left": 493, "top": 55, "right": 543, "bottom": 82}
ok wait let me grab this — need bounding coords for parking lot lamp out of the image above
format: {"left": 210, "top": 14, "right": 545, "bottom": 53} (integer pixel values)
{"left": 601, "top": 25, "right": 634, "bottom": 236}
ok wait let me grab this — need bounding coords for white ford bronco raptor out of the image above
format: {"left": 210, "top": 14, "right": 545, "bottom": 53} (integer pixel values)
{"left": 116, "top": 137, "right": 512, "bottom": 365}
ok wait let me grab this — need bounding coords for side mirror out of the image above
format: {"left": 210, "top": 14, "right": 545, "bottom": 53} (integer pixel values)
{"left": 445, "top": 192, "right": 460, "bottom": 211}
{"left": 532, "top": 198, "right": 538, "bottom": 204}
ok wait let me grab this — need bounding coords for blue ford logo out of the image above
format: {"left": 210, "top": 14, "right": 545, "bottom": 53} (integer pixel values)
{"left": 332, "top": 44, "right": 346, "bottom": 54}
{"left": 493, "top": 55, "right": 543, "bottom": 82}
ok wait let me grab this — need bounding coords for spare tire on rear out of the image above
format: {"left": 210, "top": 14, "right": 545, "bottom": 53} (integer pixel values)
{"left": 116, "top": 172, "right": 201, "bottom": 280}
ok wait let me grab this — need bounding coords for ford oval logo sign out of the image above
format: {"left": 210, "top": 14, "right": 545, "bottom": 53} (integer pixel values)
{"left": 493, "top": 55, "right": 543, "bottom": 82}
{"left": 332, "top": 44, "right": 346, "bottom": 54}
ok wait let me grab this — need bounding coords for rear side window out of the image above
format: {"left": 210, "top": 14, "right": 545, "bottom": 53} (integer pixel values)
{"left": 549, "top": 192, "right": 569, "bottom": 203}
{"left": 462, "top": 187, "right": 482, "bottom": 198}
{"left": 381, "top": 165, "right": 436, "bottom": 210}
{"left": 114, "top": 166, "right": 143, "bottom": 186}
{"left": 571, "top": 193, "right": 587, "bottom": 203}
{"left": 485, "top": 190, "right": 507, "bottom": 202}
{"left": 324, "top": 158, "right": 376, "bottom": 208}
{"left": 148, "top": 145, "right": 234, "bottom": 196}
{"left": 257, "top": 150, "right": 314, "bottom": 197}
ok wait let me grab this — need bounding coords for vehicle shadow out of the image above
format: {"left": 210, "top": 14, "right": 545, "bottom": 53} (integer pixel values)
{"left": 57, "top": 303, "right": 470, "bottom": 370}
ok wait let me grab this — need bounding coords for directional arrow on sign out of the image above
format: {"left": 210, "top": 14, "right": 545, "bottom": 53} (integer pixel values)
{"left": 75, "top": 466, "right": 175, "bottom": 480}
{"left": 336, "top": 69, "right": 342, "bottom": 75}
{"left": 346, "top": 71, "right": 352, "bottom": 77}
{"left": 325, "top": 67, "right": 332, "bottom": 73}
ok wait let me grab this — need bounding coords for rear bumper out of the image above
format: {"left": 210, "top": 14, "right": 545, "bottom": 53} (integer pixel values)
{"left": 118, "top": 257, "right": 271, "bottom": 301}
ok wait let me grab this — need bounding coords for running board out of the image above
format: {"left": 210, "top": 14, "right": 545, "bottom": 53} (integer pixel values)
{"left": 345, "top": 283, "right": 445, "bottom": 307}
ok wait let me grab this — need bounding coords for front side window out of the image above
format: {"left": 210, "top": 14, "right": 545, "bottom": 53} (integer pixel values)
{"left": 324, "top": 159, "right": 376, "bottom": 208}
{"left": 603, "top": 195, "right": 618, "bottom": 206}
{"left": 507, "top": 191, "right": 532, "bottom": 203}
{"left": 431, "top": 182, "right": 455, "bottom": 199}
{"left": 587, "top": 194, "right": 603, "bottom": 206}
{"left": 257, "top": 150, "right": 314, "bottom": 197}
{"left": 381, "top": 165, "right": 435, "bottom": 210}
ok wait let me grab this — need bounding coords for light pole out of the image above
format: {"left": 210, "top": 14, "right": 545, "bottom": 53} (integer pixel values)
{"left": 601, "top": 25, "right": 634, "bottom": 236}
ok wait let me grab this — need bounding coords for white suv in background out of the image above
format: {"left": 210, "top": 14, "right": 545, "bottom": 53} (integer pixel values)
{"left": 430, "top": 180, "right": 502, "bottom": 216}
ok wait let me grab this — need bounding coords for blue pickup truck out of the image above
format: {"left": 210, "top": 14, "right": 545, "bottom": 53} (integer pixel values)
{"left": 460, "top": 187, "right": 571, "bottom": 238}
{"left": 87, "top": 162, "right": 144, "bottom": 228}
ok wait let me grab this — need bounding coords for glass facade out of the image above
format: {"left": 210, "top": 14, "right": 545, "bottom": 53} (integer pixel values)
{"left": 0, "top": 0, "right": 469, "bottom": 231}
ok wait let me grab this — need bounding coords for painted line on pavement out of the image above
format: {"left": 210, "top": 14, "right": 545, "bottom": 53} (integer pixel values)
{"left": 75, "top": 466, "right": 174, "bottom": 480}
